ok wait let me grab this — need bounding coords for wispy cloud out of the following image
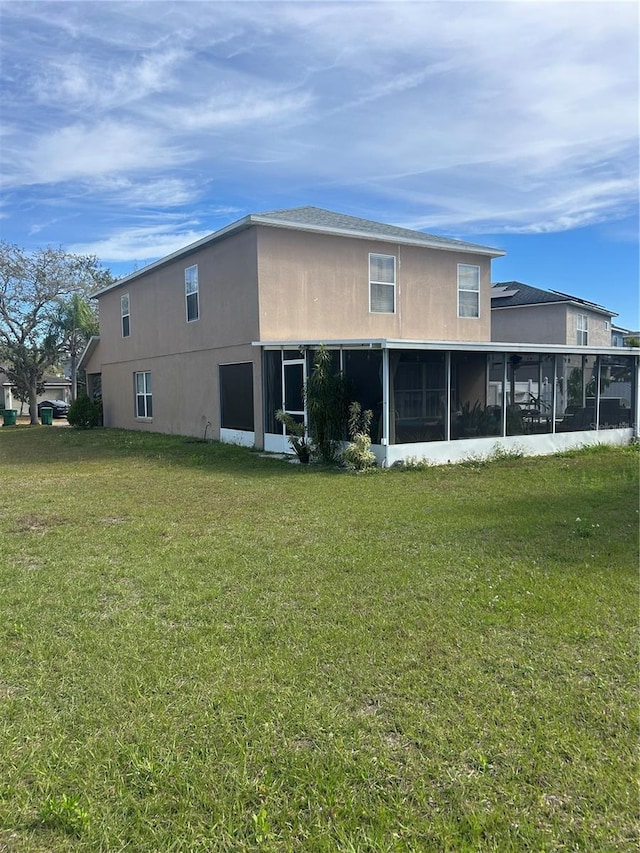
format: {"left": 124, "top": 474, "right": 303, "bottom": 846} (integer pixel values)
{"left": 0, "top": 0, "right": 637, "bottom": 260}
{"left": 69, "top": 222, "right": 214, "bottom": 264}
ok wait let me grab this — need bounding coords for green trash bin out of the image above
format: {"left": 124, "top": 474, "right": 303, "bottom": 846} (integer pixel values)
{"left": 40, "top": 407, "right": 53, "bottom": 426}
{"left": 2, "top": 409, "right": 17, "bottom": 426}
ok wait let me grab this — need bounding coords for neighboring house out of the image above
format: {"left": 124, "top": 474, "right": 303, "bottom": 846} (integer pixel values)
{"left": 611, "top": 327, "right": 640, "bottom": 347}
{"left": 611, "top": 325, "right": 629, "bottom": 347}
{"left": 79, "top": 207, "right": 638, "bottom": 465}
{"left": 491, "top": 281, "right": 615, "bottom": 347}
{"left": 1, "top": 371, "right": 71, "bottom": 412}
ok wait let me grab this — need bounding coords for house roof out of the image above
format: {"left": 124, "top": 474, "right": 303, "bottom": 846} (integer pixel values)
{"left": 0, "top": 370, "right": 71, "bottom": 387}
{"left": 94, "top": 206, "right": 505, "bottom": 296}
{"left": 253, "top": 206, "right": 505, "bottom": 255}
{"left": 491, "top": 281, "right": 616, "bottom": 317}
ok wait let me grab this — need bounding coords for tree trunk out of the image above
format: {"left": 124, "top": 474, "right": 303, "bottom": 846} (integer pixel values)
{"left": 71, "top": 348, "right": 77, "bottom": 401}
{"left": 29, "top": 386, "right": 39, "bottom": 425}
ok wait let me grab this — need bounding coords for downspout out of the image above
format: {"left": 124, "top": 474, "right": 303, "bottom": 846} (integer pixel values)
{"left": 595, "top": 356, "right": 601, "bottom": 431}
{"left": 444, "top": 351, "right": 451, "bottom": 441}
{"left": 382, "top": 347, "right": 390, "bottom": 463}
{"left": 634, "top": 355, "right": 640, "bottom": 439}
{"left": 501, "top": 355, "right": 508, "bottom": 437}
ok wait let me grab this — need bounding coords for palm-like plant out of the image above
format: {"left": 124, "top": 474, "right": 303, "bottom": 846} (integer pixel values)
{"left": 53, "top": 294, "right": 99, "bottom": 401}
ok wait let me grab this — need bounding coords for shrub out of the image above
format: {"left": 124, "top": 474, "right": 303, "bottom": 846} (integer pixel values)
{"left": 275, "top": 409, "right": 311, "bottom": 463}
{"left": 67, "top": 394, "right": 101, "bottom": 429}
{"left": 342, "top": 402, "right": 376, "bottom": 471}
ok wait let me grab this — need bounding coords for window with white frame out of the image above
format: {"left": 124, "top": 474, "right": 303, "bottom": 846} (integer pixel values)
{"left": 369, "top": 253, "right": 396, "bottom": 313}
{"left": 457, "top": 264, "right": 480, "bottom": 318}
{"left": 604, "top": 319, "right": 610, "bottom": 331}
{"left": 185, "top": 265, "right": 199, "bottom": 322}
{"left": 121, "top": 293, "right": 130, "bottom": 337}
{"left": 577, "top": 313, "right": 588, "bottom": 345}
{"left": 134, "top": 371, "right": 152, "bottom": 418}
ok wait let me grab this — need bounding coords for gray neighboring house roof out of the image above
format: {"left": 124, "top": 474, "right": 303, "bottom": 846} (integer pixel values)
{"left": 491, "top": 281, "right": 616, "bottom": 317}
{"left": 94, "top": 206, "right": 505, "bottom": 297}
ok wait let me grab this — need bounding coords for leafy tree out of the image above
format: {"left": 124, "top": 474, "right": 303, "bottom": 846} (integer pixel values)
{"left": 0, "top": 243, "right": 111, "bottom": 424}
{"left": 625, "top": 335, "right": 640, "bottom": 348}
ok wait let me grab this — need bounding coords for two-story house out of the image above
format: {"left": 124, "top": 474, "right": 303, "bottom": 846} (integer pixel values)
{"left": 491, "top": 281, "right": 615, "bottom": 347}
{"left": 80, "top": 207, "right": 638, "bottom": 465}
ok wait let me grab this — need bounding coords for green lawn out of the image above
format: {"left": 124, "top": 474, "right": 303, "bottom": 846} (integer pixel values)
{"left": 0, "top": 427, "right": 637, "bottom": 852}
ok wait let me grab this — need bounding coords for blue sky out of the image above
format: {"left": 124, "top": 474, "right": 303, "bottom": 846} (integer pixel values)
{"left": 1, "top": 0, "right": 638, "bottom": 328}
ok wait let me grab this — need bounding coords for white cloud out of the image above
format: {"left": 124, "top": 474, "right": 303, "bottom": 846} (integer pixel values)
{"left": 15, "top": 121, "right": 185, "bottom": 185}
{"left": 69, "top": 223, "right": 214, "bottom": 263}
{"left": 0, "top": 0, "right": 637, "bottom": 243}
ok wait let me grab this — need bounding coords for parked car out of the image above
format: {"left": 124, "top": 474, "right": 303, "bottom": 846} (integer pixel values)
{"left": 37, "top": 399, "right": 70, "bottom": 418}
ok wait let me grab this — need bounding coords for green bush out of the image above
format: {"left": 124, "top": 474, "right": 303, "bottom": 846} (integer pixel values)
{"left": 67, "top": 394, "right": 101, "bottom": 429}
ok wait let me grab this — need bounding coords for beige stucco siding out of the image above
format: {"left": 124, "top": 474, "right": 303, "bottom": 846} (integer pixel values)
{"left": 100, "top": 344, "right": 260, "bottom": 441}
{"left": 566, "top": 307, "right": 611, "bottom": 347}
{"left": 97, "top": 228, "right": 260, "bottom": 366}
{"left": 492, "top": 303, "right": 613, "bottom": 346}
{"left": 255, "top": 227, "right": 492, "bottom": 342}
{"left": 94, "top": 228, "right": 261, "bottom": 440}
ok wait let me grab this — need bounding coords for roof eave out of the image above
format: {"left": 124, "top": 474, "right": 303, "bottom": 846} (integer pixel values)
{"left": 92, "top": 212, "right": 505, "bottom": 297}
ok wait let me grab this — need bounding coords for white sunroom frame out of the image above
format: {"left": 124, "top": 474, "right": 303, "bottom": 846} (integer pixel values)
{"left": 254, "top": 338, "right": 640, "bottom": 466}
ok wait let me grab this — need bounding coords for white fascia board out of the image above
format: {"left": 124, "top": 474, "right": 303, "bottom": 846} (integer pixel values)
{"left": 253, "top": 338, "right": 639, "bottom": 356}
{"left": 77, "top": 335, "right": 100, "bottom": 371}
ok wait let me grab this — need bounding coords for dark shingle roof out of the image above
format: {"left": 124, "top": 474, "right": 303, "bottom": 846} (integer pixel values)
{"left": 491, "top": 281, "right": 614, "bottom": 316}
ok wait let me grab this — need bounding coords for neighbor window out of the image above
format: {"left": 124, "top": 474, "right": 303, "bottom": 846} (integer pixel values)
{"left": 458, "top": 265, "right": 480, "bottom": 318}
{"left": 121, "top": 293, "right": 130, "bottom": 337}
{"left": 369, "top": 253, "right": 396, "bottom": 313}
{"left": 185, "top": 265, "right": 199, "bottom": 322}
{"left": 577, "top": 313, "right": 588, "bottom": 346}
{"left": 604, "top": 320, "right": 610, "bottom": 331}
{"left": 134, "top": 371, "right": 152, "bottom": 418}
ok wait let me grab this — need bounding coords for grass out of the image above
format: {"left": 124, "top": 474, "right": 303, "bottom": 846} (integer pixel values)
{"left": 0, "top": 426, "right": 638, "bottom": 852}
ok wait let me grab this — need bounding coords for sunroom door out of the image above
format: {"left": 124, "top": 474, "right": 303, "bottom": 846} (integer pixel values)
{"left": 282, "top": 358, "right": 307, "bottom": 443}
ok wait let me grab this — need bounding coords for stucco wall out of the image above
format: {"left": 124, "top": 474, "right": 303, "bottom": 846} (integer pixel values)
{"left": 100, "top": 343, "right": 261, "bottom": 442}
{"left": 255, "top": 227, "right": 493, "bottom": 343}
{"left": 94, "top": 228, "right": 262, "bottom": 440}
{"left": 97, "top": 228, "right": 260, "bottom": 366}
{"left": 492, "top": 303, "right": 613, "bottom": 346}
{"left": 566, "top": 307, "right": 611, "bottom": 347}
{"left": 491, "top": 303, "right": 568, "bottom": 344}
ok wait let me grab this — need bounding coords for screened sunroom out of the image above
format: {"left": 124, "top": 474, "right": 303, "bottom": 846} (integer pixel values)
{"left": 257, "top": 339, "right": 639, "bottom": 465}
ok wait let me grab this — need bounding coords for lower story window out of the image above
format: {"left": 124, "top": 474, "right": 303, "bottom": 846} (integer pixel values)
{"left": 220, "top": 362, "right": 254, "bottom": 431}
{"left": 135, "top": 371, "right": 152, "bottom": 418}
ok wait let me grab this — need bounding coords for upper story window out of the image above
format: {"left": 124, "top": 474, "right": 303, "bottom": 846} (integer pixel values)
{"left": 604, "top": 320, "right": 610, "bottom": 331}
{"left": 458, "top": 264, "right": 480, "bottom": 318}
{"left": 577, "top": 313, "right": 588, "bottom": 345}
{"left": 121, "top": 293, "right": 130, "bottom": 337}
{"left": 185, "top": 265, "right": 199, "bottom": 322}
{"left": 369, "top": 253, "right": 396, "bottom": 314}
